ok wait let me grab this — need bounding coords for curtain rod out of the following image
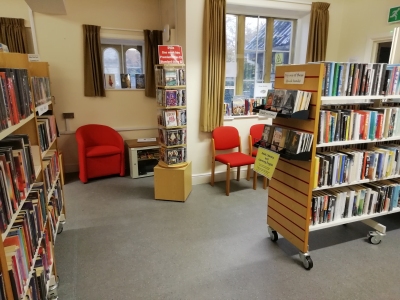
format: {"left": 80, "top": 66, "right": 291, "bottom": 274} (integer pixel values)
{"left": 101, "top": 27, "right": 143, "bottom": 33}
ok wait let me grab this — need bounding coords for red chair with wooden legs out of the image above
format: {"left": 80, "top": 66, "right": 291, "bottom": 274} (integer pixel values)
{"left": 211, "top": 126, "right": 256, "bottom": 196}
{"left": 247, "top": 124, "right": 268, "bottom": 189}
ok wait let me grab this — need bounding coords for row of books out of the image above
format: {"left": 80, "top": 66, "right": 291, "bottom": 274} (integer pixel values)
{"left": 317, "top": 62, "right": 400, "bottom": 97}
{"left": 43, "top": 150, "right": 60, "bottom": 196}
{"left": 37, "top": 115, "right": 57, "bottom": 153}
{"left": 314, "top": 145, "right": 400, "bottom": 188}
{"left": 137, "top": 149, "right": 159, "bottom": 161}
{"left": 158, "top": 128, "right": 187, "bottom": 146}
{"left": 318, "top": 106, "right": 400, "bottom": 144}
{"left": 155, "top": 67, "right": 185, "bottom": 87}
{"left": 157, "top": 109, "right": 187, "bottom": 128}
{"left": 0, "top": 135, "right": 37, "bottom": 232}
{"left": 31, "top": 77, "right": 51, "bottom": 107}
{"left": 0, "top": 68, "right": 33, "bottom": 131}
{"left": 159, "top": 147, "right": 186, "bottom": 165}
{"left": 225, "top": 97, "right": 266, "bottom": 117}
{"left": 104, "top": 73, "right": 145, "bottom": 89}
{"left": 156, "top": 89, "right": 186, "bottom": 107}
{"left": 266, "top": 89, "right": 312, "bottom": 114}
{"left": 259, "top": 125, "right": 314, "bottom": 154}
{"left": 3, "top": 182, "right": 51, "bottom": 299}
{"left": 311, "top": 179, "right": 400, "bottom": 225}
{"left": 48, "top": 180, "right": 63, "bottom": 241}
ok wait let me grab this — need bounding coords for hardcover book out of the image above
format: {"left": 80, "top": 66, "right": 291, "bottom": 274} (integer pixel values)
{"left": 104, "top": 74, "right": 115, "bottom": 89}
{"left": 163, "top": 111, "right": 177, "bottom": 127}
{"left": 120, "top": 74, "right": 131, "bottom": 89}
{"left": 135, "top": 74, "right": 145, "bottom": 89}
{"left": 165, "top": 90, "right": 178, "bottom": 106}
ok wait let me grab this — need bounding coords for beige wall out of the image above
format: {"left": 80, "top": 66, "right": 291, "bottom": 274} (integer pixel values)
{"left": 334, "top": 0, "right": 399, "bottom": 62}
{"left": 0, "top": 0, "right": 31, "bottom": 26}
{"left": 24, "top": 0, "right": 161, "bottom": 172}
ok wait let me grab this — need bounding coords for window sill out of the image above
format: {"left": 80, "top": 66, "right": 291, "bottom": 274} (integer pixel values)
{"left": 105, "top": 88, "right": 145, "bottom": 91}
{"left": 224, "top": 115, "right": 269, "bottom": 121}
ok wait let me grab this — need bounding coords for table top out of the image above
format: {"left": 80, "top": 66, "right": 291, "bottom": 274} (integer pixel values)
{"left": 125, "top": 138, "right": 159, "bottom": 148}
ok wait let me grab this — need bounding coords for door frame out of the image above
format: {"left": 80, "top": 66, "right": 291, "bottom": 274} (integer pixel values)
{"left": 363, "top": 33, "right": 393, "bottom": 63}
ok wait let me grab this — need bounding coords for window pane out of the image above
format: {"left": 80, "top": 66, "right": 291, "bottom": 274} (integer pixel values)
{"left": 257, "top": 18, "right": 266, "bottom": 50}
{"left": 103, "top": 47, "right": 121, "bottom": 88}
{"left": 126, "top": 48, "right": 142, "bottom": 75}
{"left": 244, "top": 17, "right": 259, "bottom": 50}
{"left": 270, "top": 52, "right": 290, "bottom": 82}
{"left": 273, "top": 20, "right": 292, "bottom": 52}
{"left": 226, "top": 14, "right": 237, "bottom": 63}
{"left": 243, "top": 81, "right": 254, "bottom": 98}
{"left": 225, "top": 77, "right": 235, "bottom": 87}
{"left": 255, "top": 52, "right": 265, "bottom": 81}
{"left": 224, "top": 88, "right": 234, "bottom": 104}
{"left": 244, "top": 50, "right": 256, "bottom": 80}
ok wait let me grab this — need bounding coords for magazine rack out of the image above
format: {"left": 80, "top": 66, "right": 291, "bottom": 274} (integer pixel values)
{"left": 257, "top": 142, "right": 312, "bottom": 161}
{"left": 154, "top": 64, "right": 192, "bottom": 201}
{"left": 253, "top": 107, "right": 311, "bottom": 120}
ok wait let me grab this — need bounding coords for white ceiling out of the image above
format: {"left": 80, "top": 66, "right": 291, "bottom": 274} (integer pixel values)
{"left": 24, "top": 0, "right": 67, "bottom": 15}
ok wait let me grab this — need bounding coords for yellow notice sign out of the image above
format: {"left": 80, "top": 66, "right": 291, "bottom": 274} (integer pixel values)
{"left": 254, "top": 148, "right": 280, "bottom": 179}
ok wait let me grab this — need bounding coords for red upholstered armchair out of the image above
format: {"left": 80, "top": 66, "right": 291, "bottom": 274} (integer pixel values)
{"left": 247, "top": 124, "right": 268, "bottom": 189}
{"left": 76, "top": 124, "right": 125, "bottom": 183}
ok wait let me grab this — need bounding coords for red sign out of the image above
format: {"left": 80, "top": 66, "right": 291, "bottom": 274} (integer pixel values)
{"left": 158, "top": 45, "right": 184, "bottom": 64}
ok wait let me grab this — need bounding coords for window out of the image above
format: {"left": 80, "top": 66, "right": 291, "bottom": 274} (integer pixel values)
{"left": 225, "top": 14, "right": 295, "bottom": 102}
{"left": 101, "top": 42, "right": 144, "bottom": 89}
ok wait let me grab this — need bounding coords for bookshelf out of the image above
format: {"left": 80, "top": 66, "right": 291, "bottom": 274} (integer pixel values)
{"left": 0, "top": 53, "right": 66, "bottom": 299}
{"left": 154, "top": 64, "right": 192, "bottom": 201}
{"left": 266, "top": 62, "right": 400, "bottom": 270}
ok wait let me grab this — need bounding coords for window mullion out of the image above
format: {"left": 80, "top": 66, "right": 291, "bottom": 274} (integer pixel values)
{"left": 236, "top": 15, "right": 245, "bottom": 95}
{"left": 264, "top": 17, "right": 274, "bottom": 83}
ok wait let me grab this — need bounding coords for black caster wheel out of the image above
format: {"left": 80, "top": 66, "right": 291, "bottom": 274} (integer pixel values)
{"left": 302, "top": 256, "right": 313, "bottom": 270}
{"left": 368, "top": 235, "right": 381, "bottom": 245}
{"left": 268, "top": 227, "right": 278, "bottom": 242}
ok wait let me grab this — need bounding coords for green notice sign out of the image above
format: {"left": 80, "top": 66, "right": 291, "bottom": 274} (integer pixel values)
{"left": 388, "top": 6, "right": 400, "bottom": 23}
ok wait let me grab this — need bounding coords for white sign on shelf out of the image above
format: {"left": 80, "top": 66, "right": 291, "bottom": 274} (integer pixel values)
{"left": 37, "top": 104, "right": 49, "bottom": 116}
{"left": 284, "top": 71, "right": 305, "bottom": 84}
{"left": 258, "top": 109, "right": 277, "bottom": 119}
{"left": 254, "top": 83, "right": 272, "bottom": 98}
{"left": 28, "top": 54, "right": 40, "bottom": 62}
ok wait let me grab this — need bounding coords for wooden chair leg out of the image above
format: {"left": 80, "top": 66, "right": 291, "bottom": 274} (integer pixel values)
{"left": 252, "top": 170, "right": 257, "bottom": 190}
{"left": 246, "top": 165, "right": 251, "bottom": 181}
{"left": 237, "top": 166, "right": 240, "bottom": 181}
{"left": 263, "top": 176, "right": 268, "bottom": 189}
{"left": 211, "top": 160, "right": 215, "bottom": 186}
{"left": 226, "top": 164, "right": 231, "bottom": 196}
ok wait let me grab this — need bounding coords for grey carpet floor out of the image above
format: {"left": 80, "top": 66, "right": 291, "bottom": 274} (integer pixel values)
{"left": 55, "top": 174, "right": 400, "bottom": 300}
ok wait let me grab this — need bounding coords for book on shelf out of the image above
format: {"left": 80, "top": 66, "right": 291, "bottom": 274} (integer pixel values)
{"left": 104, "top": 74, "right": 115, "bottom": 89}
{"left": 156, "top": 89, "right": 186, "bottom": 107}
{"left": 31, "top": 76, "right": 51, "bottom": 106}
{"left": 259, "top": 124, "right": 313, "bottom": 154}
{"left": 158, "top": 128, "right": 187, "bottom": 146}
{"left": 120, "top": 74, "right": 131, "bottom": 89}
{"left": 155, "top": 66, "right": 186, "bottom": 87}
{"left": 159, "top": 147, "right": 186, "bottom": 165}
{"left": 135, "top": 74, "right": 145, "bottom": 89}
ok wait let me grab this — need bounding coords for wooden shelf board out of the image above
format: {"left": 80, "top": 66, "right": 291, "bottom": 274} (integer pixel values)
{"left": 317, "top": 135, "right": 400, "bottom": 147}
{"left": 35, "top": 100, "right": 52, "bottom": 112}
{"left": 0, "top": 114, "right": 35, "bottom": 140}
{"left": 41, "top": 139, "right": 57, "bottom": 158}
{"left": 158, "top": 161, "right": 188, "bottom": 168}
{"left": 155, "top": 64, "right": 185, "bottom": 67}
{"left": 160, "top": 143, "right": 187, "bottom": 148}
{"left": 157, "top": 106, "right": 186, "bottom": 109}
{"left": 35, "top": 165, "right": 42, "bottom": 178}
{"left": 156, "top": 85, "right": 186, "bottom": 89}
{"left": 313, "top": 174, "right": 400, "bottom": 191}
{"left": 1, "top": 183, "right": 36, "bottom": 240}
{"left": 21, "top": 234, "right": 44, "bottom": 300}
{"left": 158, "top": 125, "right": 187, "bottom": 129}
{"left": 47, "top": 173, "right": 60, "bottom": 204}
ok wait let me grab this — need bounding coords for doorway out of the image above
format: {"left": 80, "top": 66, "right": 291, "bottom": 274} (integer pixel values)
{"left": 375, "top": 41, "right": 392, "bottom": 63}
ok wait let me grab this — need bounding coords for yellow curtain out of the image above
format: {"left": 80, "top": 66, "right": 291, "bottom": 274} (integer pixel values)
{"left": 306, "top": 2, "right": 330, "bottom": 63}
{"left": 83, "top": 24, "right": 105, "bottom": 97}
{"left": 0, "top": 17, "right": 28, "bottom": 53}
{"left": 200, "top": 0, "right": 226, "bottom": 132}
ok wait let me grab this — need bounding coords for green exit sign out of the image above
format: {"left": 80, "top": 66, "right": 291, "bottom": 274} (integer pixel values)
{"left": 389, "top": 6, "right": 400, "bottom": 23}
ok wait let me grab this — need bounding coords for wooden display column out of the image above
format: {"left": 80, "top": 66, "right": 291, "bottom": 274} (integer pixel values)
{"left": 154, "top": 161, "right": 192, "bottom": 202}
